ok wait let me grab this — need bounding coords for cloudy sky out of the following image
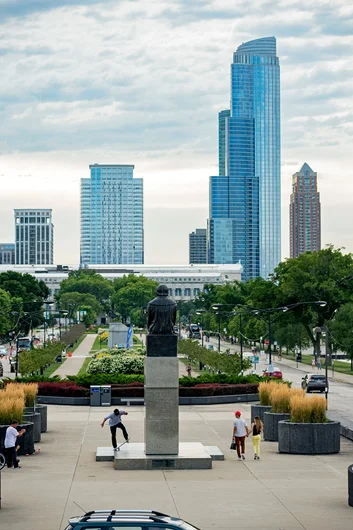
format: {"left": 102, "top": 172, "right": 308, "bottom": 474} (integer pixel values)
{"left": 1, "top": 0, "right": 353, "bottom": 265}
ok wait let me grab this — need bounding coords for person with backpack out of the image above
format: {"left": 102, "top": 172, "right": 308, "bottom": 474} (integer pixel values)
{"left": 250, "top": 415, "right": 264, "bottom": 460}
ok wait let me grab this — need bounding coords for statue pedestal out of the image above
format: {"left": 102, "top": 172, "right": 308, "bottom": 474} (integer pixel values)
{"left": 145, "top": 334, "right": 179, "bottom": 455}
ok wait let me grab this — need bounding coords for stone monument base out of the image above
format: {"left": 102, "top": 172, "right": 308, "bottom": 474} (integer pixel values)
{"left": 96, "top": 443, "right": 224, "bottom": 469}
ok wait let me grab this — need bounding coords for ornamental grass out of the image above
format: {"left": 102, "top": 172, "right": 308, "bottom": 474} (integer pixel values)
{"left": 22, "top": 383, "right": 38, "bottom": 407}
{"left": 4, "top": 384, "right": 25, "bottom": 401}
{"left": 290, "top": 395, "right": 326, "bottom": 423}
{"left": 271, "top": 385, "right": 291, "bottom": 413}
{"left": 259, "top": 381, "right": 279, "bottom": 406}
{"left": 0, "top": 395, "right": 24, "bottom": 425}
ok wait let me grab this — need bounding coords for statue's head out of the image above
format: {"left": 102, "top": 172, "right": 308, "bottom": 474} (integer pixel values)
{"left": 156, "top": 284, "right": 169, "bottom": 297}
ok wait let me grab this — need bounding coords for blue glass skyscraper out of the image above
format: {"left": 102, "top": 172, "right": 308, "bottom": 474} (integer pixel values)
{"left": 80, "top": 164, "right": 144, "bottom": 265}
{"left": 208, "top": 37, "right": 281, "bottom": 280}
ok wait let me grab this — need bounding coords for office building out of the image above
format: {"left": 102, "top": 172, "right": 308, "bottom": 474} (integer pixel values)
{"left": 0, "top": 263, "right": 242, "bottom": 301}
{"left": 208, "top": 37, "right": 281, "bottom": 281}
{"left": 189, "top": 229, "right": 207, "bottom": 264}
{"left": 14, "top": 209, "right": 54, "bottom": 265}
{"left": 80, "top": 164, "right": 144, "bottom": 265}
{"left": 290, "top": 163, "right": 321, "bottom": 258}
{"left": 0, "top": 243, "right": 15, "bottom": 265}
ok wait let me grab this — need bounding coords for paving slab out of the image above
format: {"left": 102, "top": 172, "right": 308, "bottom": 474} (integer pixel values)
{"left": 1, "top": 403, "right": 353, "bottom": 530}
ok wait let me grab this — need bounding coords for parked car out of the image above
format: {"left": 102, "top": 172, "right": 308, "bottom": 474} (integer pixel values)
{"left": 263, "top": 367, "right": 283, "bottom": 379}
{"left": 306, "top": 374, "right": 326, "bottom": 393}
{"left": 0, "top": 347, "right": 7, "bottom": 358}
{"left": 65, "top": 510, "right": 201, "bottom": 529}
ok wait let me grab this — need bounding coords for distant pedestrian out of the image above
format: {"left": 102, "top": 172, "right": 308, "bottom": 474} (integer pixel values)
{"left": 317, "top": 357, "right": 322, "bottom": 370}
{"left": 311, "top": 357, "right": 315, "bottom": 369}
{"left": 250, "top": 416, "right": 264, "bottom": 460}
{"left": 101, "top": 409, "right": 129, "bottom": 451}
{"left": 186, "top": 364, "right": 192, "bottom": 377}
{"left": 232, "top": 411, "right": 249, "bottom": 461}
{"left": 5, "top": 420, "right": 26, "bottom": 469}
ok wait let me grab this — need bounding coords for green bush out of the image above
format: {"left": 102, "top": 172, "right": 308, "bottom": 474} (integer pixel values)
{"left": 67, "top": 374, "right": 145, "bottom": 386}
{"left": 87, "top": 354, "right": 144, "bottom": 374}
{"left": 93, "top": 346, "right": 146, "bottom": 358}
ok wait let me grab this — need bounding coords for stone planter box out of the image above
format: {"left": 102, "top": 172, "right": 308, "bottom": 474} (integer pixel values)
{"left": 278, "top": 421, "right": 341, "bottom": 454}
{"left": 264, "top": 412, "right": 291, "bottom": 442}
{"left": 25, "top": 405, "right": 47, "bottom": 433}
{"left": 251, "top": 404, "right": 272, "bottom": 423}
{"left": 23, "top": 412, "right": 41, "bottom": 443}
{"left": 0, "top": 422, "right": 35, "bottom": 456}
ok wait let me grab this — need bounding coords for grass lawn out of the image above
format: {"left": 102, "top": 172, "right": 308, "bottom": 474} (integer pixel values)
{"left": 178, "top": 355, "right": 203, "bottom": 375}
{"left": 90, "top": 335, "right": 107, "bottom": 352}
{"left": 133, "top": 335, "right": 143, "bottom": 346}
{"left": 77, "top": 356, "right": 92, "bottom": 376}
{"left": 43, "top": 360, "right": 65, "bottom": 377}
{"left": 282, "top": 352, "right": 353, "bottom": 376}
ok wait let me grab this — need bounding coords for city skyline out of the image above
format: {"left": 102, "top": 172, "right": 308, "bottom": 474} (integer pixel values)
{"left": 0, "top": 1, "right": 352, "bottom": 265}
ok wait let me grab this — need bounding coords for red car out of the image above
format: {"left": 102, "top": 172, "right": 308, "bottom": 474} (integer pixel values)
{"left": 264, "top": 367, "right": 283, "bottom": 379}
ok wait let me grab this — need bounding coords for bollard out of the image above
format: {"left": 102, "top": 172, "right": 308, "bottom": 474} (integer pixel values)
{"left": 349, "top": 465, "right": 353, "bottom": 507}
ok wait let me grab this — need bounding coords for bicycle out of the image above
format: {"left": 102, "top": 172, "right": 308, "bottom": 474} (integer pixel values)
{"left": 0, "top": 449, "right": 6, "bottom": 471}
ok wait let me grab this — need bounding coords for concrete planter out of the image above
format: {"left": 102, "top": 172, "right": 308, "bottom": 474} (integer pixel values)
{"left": 264, "top": 412, "right": 291, "bottom": 442}
{"left": 251, "top": 404, "right": 272, "bottom": 423}
{"left": 25, "top": 405, "right": 47, "bottom": 433}
{"left": 349, "top": 465, "right": 353, "bottom": 507}
{"left": 278, "top": 421, "right": 341, "bottom": 454}
{"left": 0, "top": 423, "right": 35, "bottom": 456}
{"left": 23, "top": 412, "right": 41, "bottom": 443}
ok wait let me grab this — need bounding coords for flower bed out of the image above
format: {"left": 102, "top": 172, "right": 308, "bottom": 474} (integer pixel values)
{"left": 38, "top": 382, "right": 89, "bottom": 397}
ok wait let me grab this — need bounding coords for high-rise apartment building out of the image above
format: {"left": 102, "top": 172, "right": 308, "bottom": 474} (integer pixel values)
{"left": 0, "top": 243, "right": 15, "bottom": 265}
{"left": 290, "top": 163, "right": 321, "bottom": 258}
{"left": 80, "top": 164, "right": 144, "bottom": 265}
{"left": 208, "top": 37, "right": 281, "bottom": 281}
{"left": 189, "top": 229, "right": 207, "bottom": 264}
{"left": 14, "top": 209, "right": 54, "bottom": 265}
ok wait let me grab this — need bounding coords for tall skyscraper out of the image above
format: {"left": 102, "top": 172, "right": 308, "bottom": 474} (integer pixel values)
{"left": 0, "top": 243, "right": 15, "bottom": 265}
{"left": 208, "top": 37, "right": 281, "bottom": 280}
{"left": 80, "top": 164, "right": 144, "bottom": 265}
{"left": 290, "top": 163, "right": 321, "bottom": 258}
{"left": 189, "top": 229, "right": 207, "bottom": 264}
{"left": 14, "top": 209, "right": 54, "bottom": 265}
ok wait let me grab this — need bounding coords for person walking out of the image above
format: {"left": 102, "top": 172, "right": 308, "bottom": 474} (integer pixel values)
{"left": 101, "top": 409, "right": 129, "bottom": 451}
{"left": 232, "top": 411, "right": 249, "bottom": 461}
{"left": 186, "top": 364, "right": 192, "bottom": 377}
{"left": 5, "top": 420, "right": 26, "bottom": 469}
{"left": 250, "top": 416, "right": 263, "bottom": 460}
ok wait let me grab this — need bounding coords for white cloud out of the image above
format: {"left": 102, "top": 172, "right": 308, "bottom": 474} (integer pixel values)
{"left": 0, "top": 0, "right": 353, "bottom": 264}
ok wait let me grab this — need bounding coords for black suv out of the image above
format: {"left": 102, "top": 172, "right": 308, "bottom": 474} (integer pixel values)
{"left": 66, "top": 510, "right": 200, "bottom": 530}
{"left": 306, "top": 374, "right": 327, "bottom": 393}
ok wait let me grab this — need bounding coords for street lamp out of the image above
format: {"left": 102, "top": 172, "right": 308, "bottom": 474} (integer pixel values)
{"left": 195, "top": 309, "right": 206, "bottom": 347}
{"left": 212, "top": 304, "right": 224, "bottom": 353}
{"left": 252, "top": 301, "right": 327, "bottom": 372}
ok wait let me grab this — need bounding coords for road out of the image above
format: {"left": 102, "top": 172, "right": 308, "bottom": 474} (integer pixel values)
{"left": 198, "top": 334, "right": 353, "bottom": 428}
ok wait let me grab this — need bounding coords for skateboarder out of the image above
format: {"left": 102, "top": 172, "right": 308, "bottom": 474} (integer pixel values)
{"left": 101, "top": 408, "right": 129, "bottom": 451}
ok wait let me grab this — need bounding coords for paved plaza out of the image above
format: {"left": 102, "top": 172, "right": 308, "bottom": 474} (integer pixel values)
{"left": 1, "top": 403, "right": 353, "bottom": 530}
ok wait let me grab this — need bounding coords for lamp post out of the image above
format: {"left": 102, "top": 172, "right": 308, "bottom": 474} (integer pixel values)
{"left": 252, "top": 301, "right": 327, "bottom": 372}
{"left": 195, "top": 309, "right": 206, "bottom": 347}
{"left": 212, "top": 304, "right": 224, "bottom": 354}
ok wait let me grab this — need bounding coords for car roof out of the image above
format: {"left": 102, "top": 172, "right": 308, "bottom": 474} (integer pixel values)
{"left": 69, "top": 510, "right": 190, "bottom": 528}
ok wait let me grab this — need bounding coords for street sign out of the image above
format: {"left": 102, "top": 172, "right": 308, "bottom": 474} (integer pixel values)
{"left": 252, "top": 355, "right": 259, "bottom": 364}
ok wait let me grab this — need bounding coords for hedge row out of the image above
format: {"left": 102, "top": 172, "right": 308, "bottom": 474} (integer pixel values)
{"left": 37, "top": 381, "right": 259, "bottom": 398}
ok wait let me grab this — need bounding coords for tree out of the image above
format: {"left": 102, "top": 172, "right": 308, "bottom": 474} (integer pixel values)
{"left": 59, "top": 270, "right": 113, "bottom": 308}
{"left": 273, "top": 246, "right": 353, "bottom": 353}
{"left": 329, "top": 303, "right": 353, "bottom": 369}
{"left": 112, "top": 274, "right": 158, "bottom": 326}
{"left": 0, "top": 288, "right": 14, "bottom": 336}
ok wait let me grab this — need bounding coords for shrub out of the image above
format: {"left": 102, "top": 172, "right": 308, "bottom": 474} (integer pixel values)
{"left": 271, "top": 385, "right": 291, "bottom": 413}
{"left": 67, "top": 374, "right": 144, "bottom": 386}
{"left": 87, "top": 354, "right": 144, "bottom": 374}
{"left": 0, "top": 395, "right": 24, "bottom": 425}
{"left": 259, "top": 381, "right": 278, "bottom": 406}
{"left": 179, "top": 383, "right": 258, "bottom": 397}
{"left": 290, "top": 395, "right": 326, "bottom": 423}
{"left": 38, "top": 382, "right": 89, "bottom": 397}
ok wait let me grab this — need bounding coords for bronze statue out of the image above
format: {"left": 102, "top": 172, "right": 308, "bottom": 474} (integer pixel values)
{"left": 147, "top": 284, "right": 177, "bottom": 335}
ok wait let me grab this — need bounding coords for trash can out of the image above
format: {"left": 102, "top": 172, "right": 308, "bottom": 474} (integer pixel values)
{"left": 349, "top": 465, "right": 353, "bottom": 506}
{"left": 90, "top": 385, "right": 101, "bottom": 407}
{"left": 101, "top": 385, "right": 111, "bottom": 406}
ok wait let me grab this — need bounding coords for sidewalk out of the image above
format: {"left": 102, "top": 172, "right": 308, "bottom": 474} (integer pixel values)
{"left": 52, "top": 334, "right": 97, "bottom": 378}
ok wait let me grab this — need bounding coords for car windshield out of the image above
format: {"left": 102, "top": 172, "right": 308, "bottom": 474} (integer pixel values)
{"left": 310, "top": 375, "right": 325, "bottom": 380}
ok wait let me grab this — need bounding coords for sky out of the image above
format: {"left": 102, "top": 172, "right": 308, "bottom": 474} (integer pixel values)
{"left": 1, "top": 0, "right": 353, "bottom": 265}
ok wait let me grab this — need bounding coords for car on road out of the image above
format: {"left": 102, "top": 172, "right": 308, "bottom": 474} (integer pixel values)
{"left": 65, "top": 510, "right": 200, "bottom": 529}
{"left": 305, "top": 374, "right": 327, "bottom": 393}
{"left": 263, "top": 367, "right": 283, "bottom": 379}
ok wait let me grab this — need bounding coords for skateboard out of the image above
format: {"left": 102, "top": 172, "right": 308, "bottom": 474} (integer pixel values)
{"left": 115, "top": 441, "right": 127, "bottom": 452}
